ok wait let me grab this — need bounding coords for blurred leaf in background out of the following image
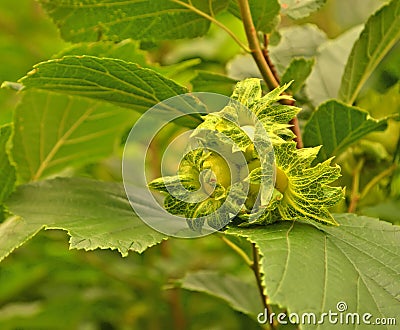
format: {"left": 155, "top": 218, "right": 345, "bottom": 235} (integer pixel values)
{"left": 0, "top": 0, "right": 67, "bottom": 124}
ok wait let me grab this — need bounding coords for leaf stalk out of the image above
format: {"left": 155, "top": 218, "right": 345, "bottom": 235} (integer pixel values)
{"left": 251, "top": 243, "right": 277, "bottom": 330}
{"left": 221, "top": 236, "right": 252, "bottom": 266}
{"left": 221, "top": 237, "right": 277, "bottom": 329}
{"left": 359, "top": 163, "right": 398, "bottom": 200}
{"left": 348, "top": 158, "right": 365, "bottom": 212}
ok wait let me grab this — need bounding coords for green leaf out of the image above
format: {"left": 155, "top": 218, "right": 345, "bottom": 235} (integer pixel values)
{"left": 303, "top": 100, "right": 391, "bottom": 162}
{"left": 0, "top": 125, "right": 15, "bottom": 204}
{"left": 280, "top": 0, "right": 327, "bottom": 19}
{"left": 3, "top": 177, "right": 166, "bottom": 260}
{"left": 0, "top": 216, "right": 43, "bottom": 263}
{"left": 339, "top": 0, "right": 400, "bottom": 104}
{"left": 54, "top": 40, "right": 201, "bottom": 85}
{"left": 357, "top": 84, "right": 400, "bottom": 154}
{"left": 281, "top": 58, "right": 314, "bottom": 94}
{"left": 306, "top": 25, "right": 363, "bottom": 106}
{"left": 270, "top": 24, "right": 327, "bottom": 74}
{"left": 38, "top": 0, "right": 229, "bottom": 43}
{"left": 180, "top": 270, "right": 262, "bottom": 317}
{"left": 12, "top": 90, "right": 135, "bottom": 183}
{"left": 53, "top": 39, "right": 148, "bottom": 66}
{"left": 227, "top": 213, "right": 400, "bottom": 327}
{"left": 228, "top": 0, "right": 280, "bottom": 33}
{"left": 358, "top": 83, "right": 400, "bottom": 119}
{"left": 155, "top": 58, "right": 202, "bottom": 84}
{"left": 18, "top": 56, "right": 203, "bottom": 124}
{"left": 190, "top": 71, "right": 237, "bottom": 96}
{"left": 360, "top": 199, "right": 400, "bottom": 225}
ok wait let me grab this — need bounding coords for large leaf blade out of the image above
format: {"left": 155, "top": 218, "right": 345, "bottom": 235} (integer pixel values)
{"left": 18, "top": 56, "right": 202, "bottom": 127}
{"left": 12, "top": 90, "right": 135, "bottom": 182}
{"left": 20, "top": 56, "right": 186, "bottom": 109}
{"left": 339, "top": 0, "right": 400, "bottom": 104}
{"left": 3, "top": 177, "right": 167, "bottom": 259}
{"left": 306, "top": 25, "right": 363, "bottom": 106}
{"left": 39, "top": 0, "right": 229, "bottom": 43}
{"left": 54, "top": 40, "right": 201, "bottom": 86}
{"left": 303, "top": 100, "right": 391, "bottom": 162}
{"left": 227, "top": 214, "right": 400, "bottom": 329}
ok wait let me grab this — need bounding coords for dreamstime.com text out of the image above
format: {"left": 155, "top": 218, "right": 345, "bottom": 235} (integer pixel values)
{"left": 257, "top": 302, "right": 397, "bottom": 326}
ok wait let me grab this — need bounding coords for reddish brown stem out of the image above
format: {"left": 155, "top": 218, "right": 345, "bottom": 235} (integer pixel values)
{"left": 262, "top": 34, "right": 281, "bottom": 85}
{"left": 261, "top": 34, "right": 303, "bottom": 148}
{"left": 238, "top": 0, "right": 303, "bottom": 148}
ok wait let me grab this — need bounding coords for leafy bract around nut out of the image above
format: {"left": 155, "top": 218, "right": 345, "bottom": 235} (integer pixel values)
{"left": 246, "top": 141, "right": 343, "bottom": 225}
{"left": 149, "top": 78, "right": 344, "bottom": 229}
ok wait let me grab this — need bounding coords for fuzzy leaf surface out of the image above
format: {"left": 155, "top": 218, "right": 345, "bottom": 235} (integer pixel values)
{"left": 39, "top": 0, "right": 229, "bottom": 43}
{"left": 227, "top": 214, "right": 400, "bottom": 329}
{"left": 4, "top": 177, "right": 166, "bottom": 259}
{"left": 18, "top": 56, "right": 202, "bottom": 126}
{"left": 13, "top": 90, "right": 135, "bottom": 182}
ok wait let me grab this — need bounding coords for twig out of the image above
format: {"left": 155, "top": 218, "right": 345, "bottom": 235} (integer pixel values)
{"left": 159, "top": 240, "right": 186, "bottom": 330}
{"left": 237, "top": 0, "right": 303, "bottom": 148}
{"left": 348, "top": 158, "right": 365, "bottom": 213}
{"left": 222, "top": 237, "right": 276, "bottom": 329}
{"left": 359, "top": 163, "right": 397, "bottom": 200}
{"left": 237, "top": 0, "right": 279, "bottom": 90}
{"left": 168, "top": 288, "right": 186, "bottom": 330}
{"left": 251, "top": 243, "right": 277, "bottom": 330}
{"left": 262, "top": 34, "right": 280, "bottom": 84}
{"left": 221, "top": 236, "right": 252, "bottom": 267}
{"left": 289, "top": 117, "right": 303, "bottom": 148}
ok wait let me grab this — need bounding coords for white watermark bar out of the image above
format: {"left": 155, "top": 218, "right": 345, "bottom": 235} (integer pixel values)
{"left": 257, "top": 301, "right": 397, "bottom": 326}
